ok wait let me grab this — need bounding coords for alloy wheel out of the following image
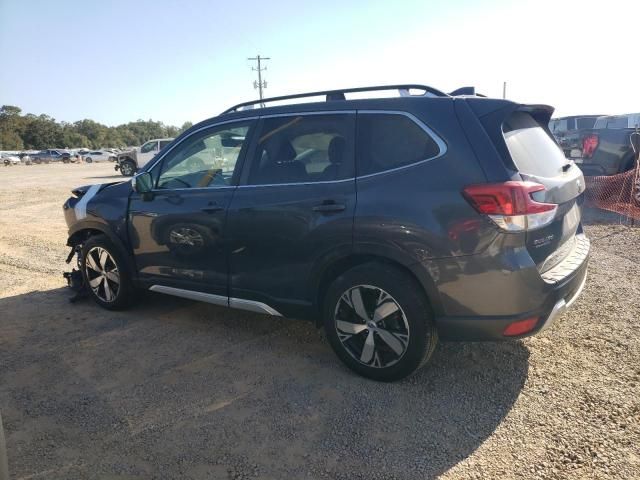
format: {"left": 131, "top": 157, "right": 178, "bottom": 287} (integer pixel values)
{"left": 169, "top": 227, "right": 204, "bottom": 246}
{"left": 334, "top": 285, "right": 410, "bottom": 368}
{"left": 85, "top": 247, "right": 120, "bottom": 302}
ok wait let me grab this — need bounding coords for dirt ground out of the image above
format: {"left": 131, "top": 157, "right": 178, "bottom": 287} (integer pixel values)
{"left": 0, "top": 163, "right": 639, "bottom": 480}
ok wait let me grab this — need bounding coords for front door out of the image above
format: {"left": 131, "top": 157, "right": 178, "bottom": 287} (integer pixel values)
{"left": 129, "top": 120, "right": 255, "bottom": 296}
{"left": 227, "top": 112, "right": 357, "bottom": 316}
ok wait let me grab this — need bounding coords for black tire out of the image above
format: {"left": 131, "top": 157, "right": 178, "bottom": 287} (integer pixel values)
{"left": 120, "top": 160, "right": 135, "bottom": 176}
{"left": 323, "top": 262, "right": 438, "bottom": 382}
{"left": 34, "top": 158, "right": 41, "bottom": 164}
{"left": 80, "top": 234, "right": 135, "bottom": 310}
{"left": 85, "top": 157, "right": 93, "bottom": 164}
{"left": 63, "top": 158, "right": 70, "bottom": 164}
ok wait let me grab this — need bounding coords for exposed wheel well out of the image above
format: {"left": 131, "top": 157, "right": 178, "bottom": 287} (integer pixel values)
{"left": 315, "top": 254, "right": 429, "bottom": 327}
{"left": 67, "top": 228, "right": 105, "bottom": 248}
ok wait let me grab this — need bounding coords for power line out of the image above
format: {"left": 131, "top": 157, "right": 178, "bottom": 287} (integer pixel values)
{"left": 248, "top": 55, "right": 270, "bottom": 105}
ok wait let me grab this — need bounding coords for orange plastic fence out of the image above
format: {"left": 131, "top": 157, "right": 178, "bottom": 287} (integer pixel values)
{"left": 584, "top": 162, "right": 640, "bottom": 221}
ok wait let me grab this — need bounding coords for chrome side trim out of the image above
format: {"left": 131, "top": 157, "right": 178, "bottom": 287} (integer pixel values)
{"left": 229, "top": 298, "right": 282, "bottom": 316}
{"left": 261, "top": 110, "right": 356, "bottom": 118}
{"left": 151, "top": 186, "right": 236, "bottom": 193}
{"left": 149, "top": 285, "right": 283, "bottom": 316}
{"left": 237, "top": 177, "right": 354, "bottom": 189}
{"left": 149, "top": 285, "right": 228, "bottom": 307}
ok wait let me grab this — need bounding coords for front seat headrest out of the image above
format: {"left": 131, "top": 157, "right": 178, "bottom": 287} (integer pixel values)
{"left": 265, "top": 137, "right": 297, "bottom": 163}
{"left": 328, "top": 136, "right": 346, "bottom": 164}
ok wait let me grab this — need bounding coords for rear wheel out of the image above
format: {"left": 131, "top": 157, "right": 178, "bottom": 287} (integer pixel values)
{"left": 120, "top": 160, "right": 135, "bottom": 176}
{"left": 80, "top": 235, "right": 134, "bottom": 310}
{"left": 323, "top": 263, "right": 438, "bottom": 382}
{"left": 85, "top": 157, "right": 93, "bottom": 164}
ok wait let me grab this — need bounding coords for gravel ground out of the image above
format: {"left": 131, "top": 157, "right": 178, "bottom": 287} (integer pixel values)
{"left": 0, "top": 163, "right": 638, "bottom": 480}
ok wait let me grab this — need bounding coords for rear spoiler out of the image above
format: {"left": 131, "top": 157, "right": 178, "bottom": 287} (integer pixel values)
{"left": 463, "top": 100, "right": 558, "bottom": 179}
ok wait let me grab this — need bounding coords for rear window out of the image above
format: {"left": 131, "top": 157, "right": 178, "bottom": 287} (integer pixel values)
{"left": 548, "top": 119, "right": 567, "bottom": 133}
{"left": 595, "top": 116, "right": 629, "bottom": 129}
{"left": 576, "top": 117, "right": 597, "bottom": 129}
{"left": 503, "top": 112, "right": 567, "bottom": 178}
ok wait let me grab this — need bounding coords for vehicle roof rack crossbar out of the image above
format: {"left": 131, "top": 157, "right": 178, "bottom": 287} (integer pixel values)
{"left": 222, "top": 84, "right": 449, "bottom": 114}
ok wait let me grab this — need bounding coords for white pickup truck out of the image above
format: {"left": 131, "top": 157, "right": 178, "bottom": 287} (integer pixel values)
{"left": 115, "top": 138, "right": 174, "bottom": 176}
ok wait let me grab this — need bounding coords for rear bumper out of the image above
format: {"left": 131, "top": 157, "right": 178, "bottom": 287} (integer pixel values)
{"left": 435, "top": 236, "right": 590, "bottom": 341}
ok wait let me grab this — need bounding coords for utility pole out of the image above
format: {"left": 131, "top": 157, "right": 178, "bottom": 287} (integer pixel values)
{"left": 502, "top": 81, "right": 507, "bottom": 99}
{"left": 248, "top": 55, "right": 270, "bottom": 106}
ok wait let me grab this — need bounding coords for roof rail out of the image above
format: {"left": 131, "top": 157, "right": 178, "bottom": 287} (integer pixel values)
{"left": 222, "top": 84, "right": 449, "bottom": 114}
{"left": 449, "top": 86, "right": 487, "bottom": 97}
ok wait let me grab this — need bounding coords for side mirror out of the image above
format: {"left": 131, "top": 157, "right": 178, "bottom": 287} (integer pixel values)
{"left": 132, "top": 172, "right": 153, "bottom": 193}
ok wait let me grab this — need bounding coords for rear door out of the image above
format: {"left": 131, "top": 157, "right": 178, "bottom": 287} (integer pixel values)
{"left": 226, "top": 112, "right": 357, "bottom": 316}
{"left": 502, "top": 111, "right": 585, "bottom": 271}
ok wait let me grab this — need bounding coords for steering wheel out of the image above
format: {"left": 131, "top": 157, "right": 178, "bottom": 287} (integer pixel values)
{"left": 186, "top": 157, "right": 206, "bottom": 171}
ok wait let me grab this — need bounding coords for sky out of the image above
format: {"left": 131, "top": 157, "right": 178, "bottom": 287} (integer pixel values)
{"left": 1, "top": 0, "right": 638, "bottom": 127}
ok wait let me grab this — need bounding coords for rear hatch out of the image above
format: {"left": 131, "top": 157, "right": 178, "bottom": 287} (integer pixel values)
{"left": 502, "top": 110, "right": 585, "bottom": 272}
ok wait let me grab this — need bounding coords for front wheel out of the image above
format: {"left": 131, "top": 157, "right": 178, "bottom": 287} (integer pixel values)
{"left": 85, "top": 157, "right": 93, "bottom": 163}
{"left": 120, "top": 160, "right": 135, "bottom": 176}
{"left": 81, "top": 235, "right": 135, "bottom": 310}
{"left": 323, "top": 263, "right": 438, "bottom": 382}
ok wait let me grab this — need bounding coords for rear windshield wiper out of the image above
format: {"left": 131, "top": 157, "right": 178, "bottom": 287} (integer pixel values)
{"left": 562, "top": 163, "right": 572, "bottom": 172}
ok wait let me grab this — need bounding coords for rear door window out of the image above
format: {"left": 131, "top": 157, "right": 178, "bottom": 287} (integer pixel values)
{"left": 246, "top": 114, "right": 355, "bottom": 185}
{"left": 356, "top": 113, "right": 442, "bottom": 176}
{"left": 503, "top": 112, "right": 567, "bottom": 178}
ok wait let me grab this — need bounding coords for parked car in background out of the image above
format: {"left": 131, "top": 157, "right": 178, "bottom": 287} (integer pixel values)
{"left": 115, "top": 138, "right": 174, "bottom": 176}
{"left": 549, "top": 115, "right": 602, "bottom": 158}
{"left": 32, "top": 149, "right": 72, "bottom": 164}
{"left": 63, "top": 85, "right": 589, "bottom": 381}
{"left": 1, "top": 153, "right": 21, "bottom": 166}
{"left": 19, "top": 152, "right": 33, "bottom": 165}
{"left": 83, "top": 150, "right": 117, "bottom": 163}
{"left": 578, "top": 113, "right": 640, "bottom": 176}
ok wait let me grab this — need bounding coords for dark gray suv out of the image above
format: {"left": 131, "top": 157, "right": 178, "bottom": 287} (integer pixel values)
{"left": 62, "top": 85, "right": 589, "bottom": 381}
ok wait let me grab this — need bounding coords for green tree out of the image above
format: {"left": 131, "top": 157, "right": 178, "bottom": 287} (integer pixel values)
{"left": 0, "top": 105, "right": 188, "bottom": 150}
{"left": 0, "top": 105, "right": 26, "bottom": 149}
{"left": 180, "top": 121, "right": 193, "bottom": 133}
{"left": 21, "top": 114, "right": 63, "bottom": 149}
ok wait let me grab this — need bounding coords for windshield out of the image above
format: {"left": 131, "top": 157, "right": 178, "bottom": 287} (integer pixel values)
{"left": 504, "top": 112, "right": 568, "bottom": 178}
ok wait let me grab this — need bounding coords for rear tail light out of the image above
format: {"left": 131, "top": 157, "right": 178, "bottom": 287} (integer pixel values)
{"left": 582, "top": 134, "right": 599, "bottom": 158}
{"left": 503, "top": 317, "right": 539, "bottom": 336}
{"left": 462, "top": 181, "right": 557, "bottom": 232}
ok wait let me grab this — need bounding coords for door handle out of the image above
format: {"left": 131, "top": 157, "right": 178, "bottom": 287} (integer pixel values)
{"left": 312, "top": 201, "right": 346, "bottom": 213}
{"left": 201, "top": 206, "right": 224, "bottom": 214}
